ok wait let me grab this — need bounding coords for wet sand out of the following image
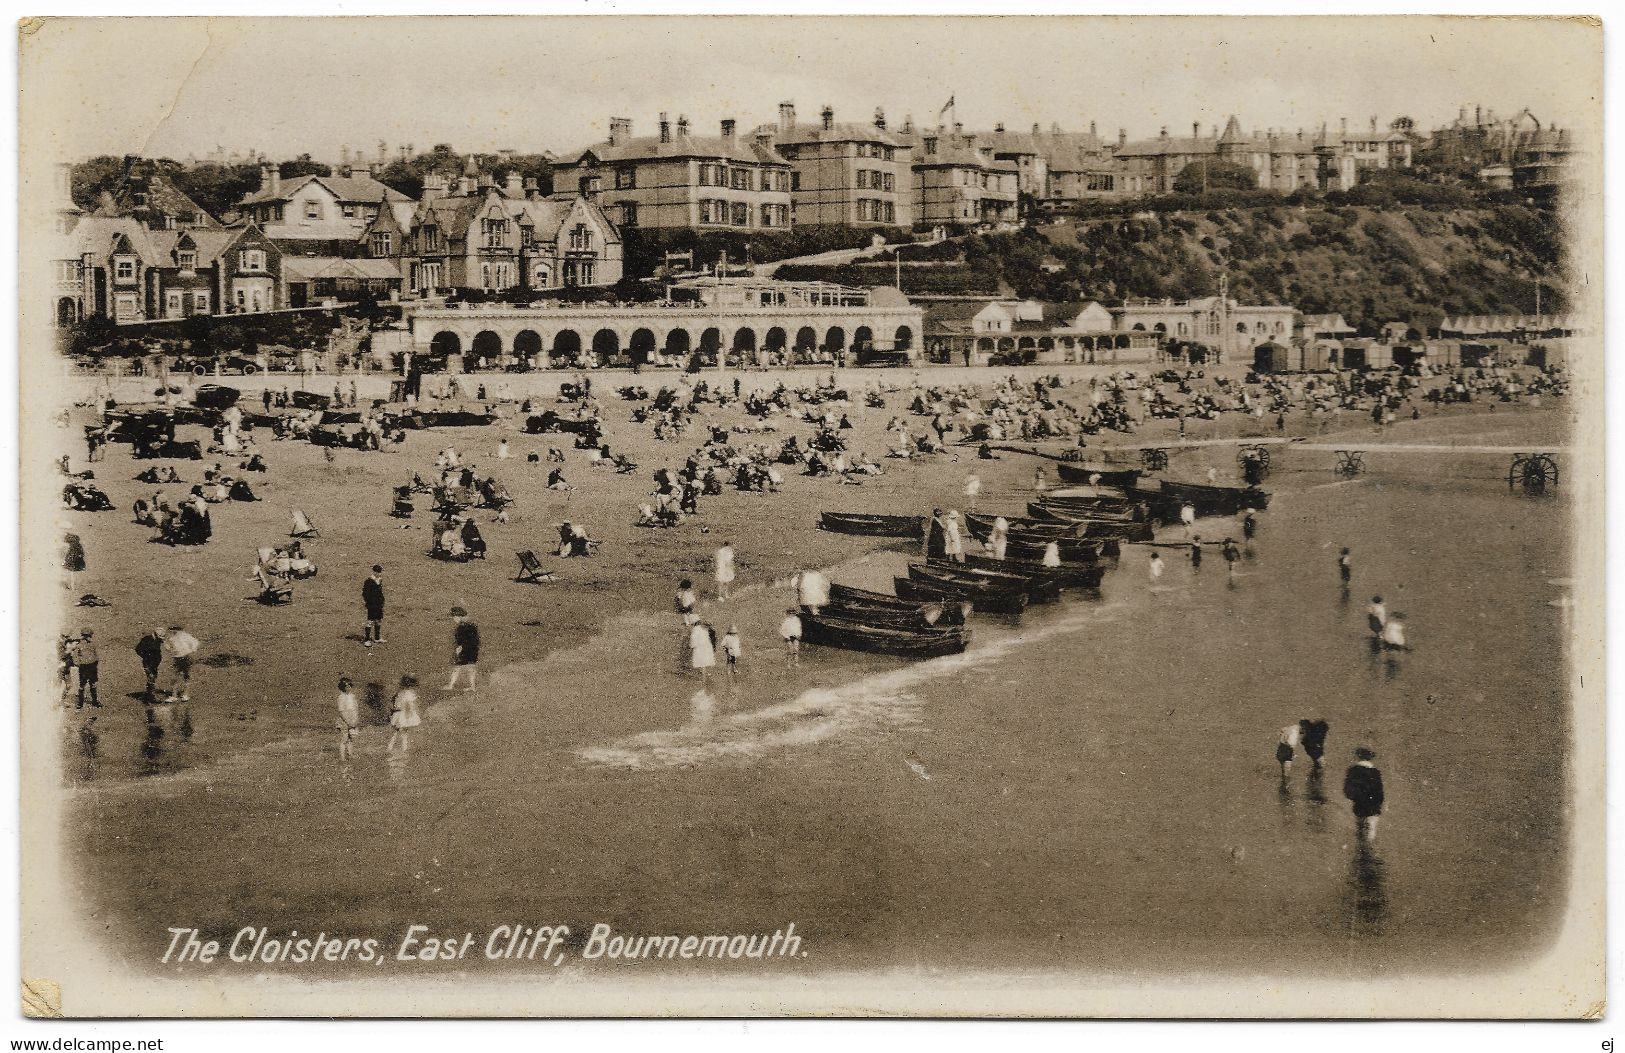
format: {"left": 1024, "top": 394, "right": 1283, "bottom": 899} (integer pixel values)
{"left": 47, "top": 365, "right": 1577, "bottom": 980}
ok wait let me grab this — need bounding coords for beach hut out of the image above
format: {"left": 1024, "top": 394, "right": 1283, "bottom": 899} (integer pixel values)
{"left": 1251, "top": 341, "right": 1290, "bottom": 374}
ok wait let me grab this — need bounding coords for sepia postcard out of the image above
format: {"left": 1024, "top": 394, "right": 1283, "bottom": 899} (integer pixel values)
{"left": 15, "top": 14, "right": 1605, "bottom": 1019}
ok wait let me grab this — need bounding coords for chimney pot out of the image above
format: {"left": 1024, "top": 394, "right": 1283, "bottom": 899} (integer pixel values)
{"left": 721, "top": 118, "right": 736, "bottom": 140}
{"left": 1159, "top": 126, "right": 1168, "bottom": 139}
{"left": 1089, "top": 120, "right": 1097, "bottom": 136}
{"left": 677, "top": 115, "right": 689, "bottom": 137}
{"left": 506, "top": 170, "right": 522, "bottom": 196}
{"left": 995, "top": 122, "right": 1005, "bottom": 134}
{"left": 1370, "top": 116, "right": 1378, "bottom": 133}
{"left": 659, "top": 113, "right": 671, "bottom": 144}
{"left": 779, "top": 101, "right": 796, "bottom": 134}
{"left": 1193, "top": 121, "right": 1200, "bottom": 138}
{"left": 821, "top": 105, "right": 834, "bottom": 131}
{"left": 1033, "top": 122, "right": 1041, "bottom": 135}
{"left": 608, "top": 117, "right": 632, "bottom": 148}
{"left": 1118, "top": 128, "right": 1127, "bottom": 147}
{"left": 874, "top": 107, "right": 886, "bottom": 131}
{"left": 1340, "top": 117, "right": 1348, "bottom": 135}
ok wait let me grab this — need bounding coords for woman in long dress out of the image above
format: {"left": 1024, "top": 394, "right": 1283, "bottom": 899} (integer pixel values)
{"left": 714, "top": 542, "right": 735, "bottom": 601}
{"left": 990, "top": 517, "right": 1010, "bottom": 561}
{"left": 689, "top": 620, "right": 717, "bottom": 686}
{"left": 942, "top": 511, "right": 965, "bottom": 563}
{"left": 796, "top": 569, "right": 830, "bottom": 613}
{"left": 387, "top": 675, "right": 422, "bottom": 755}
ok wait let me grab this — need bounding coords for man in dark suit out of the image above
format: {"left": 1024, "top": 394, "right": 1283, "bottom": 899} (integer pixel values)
{"left": 362, "top": 566, "right": 386, "bottom": 646}
{"left": 1343, "top": 747, "right": 1385, "bottom": 841}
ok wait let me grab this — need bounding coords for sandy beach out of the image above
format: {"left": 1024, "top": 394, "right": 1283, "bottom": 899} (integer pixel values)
{"left": 42, "top": 361, "right": 1579, "bottom": 981}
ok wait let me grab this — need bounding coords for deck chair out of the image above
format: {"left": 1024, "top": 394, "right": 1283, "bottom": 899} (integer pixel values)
{"left": 290, "top": 509, "right": 320, "bottom": 538}
{"left": 515, "top": 550, "right": 554, "bottom": 583}
{"left": 252, "top": 566, "right": 293, "bottom": 605}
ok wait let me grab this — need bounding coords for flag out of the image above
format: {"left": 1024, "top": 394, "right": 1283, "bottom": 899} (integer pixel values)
{"left": 939, "top": 95, "right": 955, "bottom": 118}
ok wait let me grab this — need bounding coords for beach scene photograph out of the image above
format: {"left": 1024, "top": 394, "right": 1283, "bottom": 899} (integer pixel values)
{"left": 15, "top": 13, "right": 1605, "bottom": 1024}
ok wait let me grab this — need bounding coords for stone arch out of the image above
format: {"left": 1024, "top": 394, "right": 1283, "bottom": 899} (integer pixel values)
{"left": 998, "top": 337, "right": 1015, "bottom": 352}
{"left": 895, "top": 325, "right": 914, "bottom": 352}
{"left": 551, "top": 329, "right": 582, "bottom": 365}
{"left": 824, "top": 326, "right": 846, "bottom": 352}
{"left": 630, "top": 328, "right": 657, "bottom": 364}
{"left": 978, "top": 337, "right": 995, "bottom": 352}
{"left": 472, "top": 330, "right": 503, "bottom": 359}
{"left": 764, "top": 326, "right": 788, "bottom": 352}
{"left": 731, "top": 328, "right": 757, "bottom": 365}
{"left": 592, "top": 328, "right": 620, "bottom": 365}
{"left": 1116, "top": 334, "right": 1131, "bottom": 349}
{"left": 1038, "top": 337, "right": 1055, "bottom": 351}
{"left": 699, "top": 327, "right": 722, "bottom": 363}
{"left": 853, "top": 325, "right": 874, "bottom": 352}
{"left": 431, "top": 331, "right": 462, "bottom": 357}
{"left": 664, "top": 328, "right": 691, "bottom": 358}
{"left": 513, "top": 330, "right": 542, "bottom": 360}
{"left": 795, "top": 326, "right": 818, "bottom": 353}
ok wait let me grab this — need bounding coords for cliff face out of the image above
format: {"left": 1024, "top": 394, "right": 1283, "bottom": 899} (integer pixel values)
{"left": 779, "top": 202, "right": 1566, "bottom": 336}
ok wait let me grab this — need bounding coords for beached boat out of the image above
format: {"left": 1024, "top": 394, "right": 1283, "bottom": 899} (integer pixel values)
{"left": 1028, "top": 502, "right": 1143, "bottom": 525}
{"left": 825, "top": 582, "right": 971, "bottom": 625}
{"left": 947, "top": 553, "right": 1108, "bottom": 590}
{"left": 895, "top": 574, "right": 1029, "bottom": 616}
{"left": 965, "top": 512, "right": 1085, "bottom": 539}
{"left": 1026, "top": 506, "right": 1155, "bottom": 542}
{"left": 1055, "top": 463, "right": 1142, "bottom": 488}
{"left": 1135, "top": 480, "right": 1271, "bottom": 518}
{"left": 818, "top": 511, "right": 926, "bottom": 538}
{"left": 913, "top": 561, "right": 1064, "bottom": 603}
{"left": 799, "top": 611, "right": 971, "bottom": 658}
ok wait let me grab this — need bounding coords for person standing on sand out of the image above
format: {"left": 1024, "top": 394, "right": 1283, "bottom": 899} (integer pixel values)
{"left": 387, "top": 675, "right": 422, "bottom": 755}
{"left": 70, "top": 630, "right": 100, "bottom": 709}
{"left": 780, "top": 608, "right": 802, "bottom": 667}
{"left": 714, "top": 541, "right": 736, "bottom": 601}
{"left": 963, "top": 473, "right": 982, "bottom": 511}
{"left": 1148, "top": 551, "right": 1164, "bottom": 582}
{"left": 1338, "top": 548, "right": 1352, "bottom": 587}
{"left": 1179, "top": 502, "right": 1196, "bottom": 537}
{"left": 721, "top": 626, "right": 742, "bottom": 686}
{"left": 1222, "top": 538, "right": 1240, "bottom": 577}
{"left": 1298, "top": 719, "right": 1330, "bottom": 770}
{"left": 1189, "top": 537, "right": 1203, "bottom": 570}
{"left": 362, "top": 565, "right": 386, "bottom": 646}
{"left": 942, "top": 511, "right": 966, "bottom": 564}
{"left": 1343, "top": 747, "right": 1385, "bottom": 841}
{"left": 1276, "top": 721, "right": 1300, "bottom": 779}
{"left": 1242, "top": 510, "right": 1257, "bottom": 545}
{"left": 336, "top": 677, "right": 361, "bottom": 762}
{"left": 1381, "top": 612, "right": 1409, "bottom": 651}
{"left": 795, "top": 569, "right": 830, "bottom": 613}
{"left": 443, "top": 607, "right": 479, "bottom": 692}
{"left": 1366, "top": 596, "right": 1387, "bottom": 636}
{"left": 161, "top": 625, "right": 199, "bottom": 702}
{"left": 675, "top": 579, "right": 699, "bottom": 626}
{"left": 688, "top": 619, "right": 717, "bottom": 687}
{"left": 136, "top": 627, "right": 165, "bottom": 702}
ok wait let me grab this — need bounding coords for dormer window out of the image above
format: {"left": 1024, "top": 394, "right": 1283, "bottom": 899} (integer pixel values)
{"left": 569, "top": 224, "right": 592, "bottom": 251}
{"left": 342, "top": 204, "right": 357, "bottom": 219}
{"left": 371, "top": 232, "right": 393, "bottom": 256}
{"left": 177, "top": 250, "right": 197, "bottom": 271}
{"left": 113, "top": 256, "right": 136, "bottom": 282}
{"left": 239, "top": 249, "right": 266, "bottom": 273}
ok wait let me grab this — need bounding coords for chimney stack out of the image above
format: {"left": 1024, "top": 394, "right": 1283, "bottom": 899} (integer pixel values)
{"left": 1118, "top": 128, "right": 1127, "bottom": 148}
{"left": 1159, "top": 126, "right": 1168, "bottom": 140}
{"left": 260, "top": 160, "right": 280, "bottom": 197}
{"left": 676, "top": 115, "right": 689, "bottom": 137}
{"left": 421, "top": 170, "right": 447, "bottom": 204}
{"left": 1475, "top": 105, "right": 1482, "bottom": 125}
{"left": 1032, "top": 122, "right": 1041, "bottom": 135}
{"left": 340, "top": 145, "right": 350, "bottom": 165}
{"left": 874, "top": 107, "right": 886, "bottom": 131}
{"left": 995, "top": 122, "right": 1005, "bottom": 134}
{"left": 821, "top": 105, "right": 834, "bottom": 131}
{"left": 1193, "top": 121, "right": 1200, "bottom": 138}
{"left": 506, "top": 170, "right": 523, "bottom": 197}
{"left": 522, "top": 176, "right": 539, "bottom": 199}
{"left": 721, "top": 118, "right": 736, "bottom": 140}
{"left": 1089, "top": 120, "right": 1097, "bottom": 136}
{"left": 923, "top": 134, "right": 938, "bottom": 156}
{"left": 953, "top": 121, "right": 963, "bottom": 137}
{"left": 659, "top": 113, "right": 671, "bottom": 144}
{"left": 1370, "top": 116, "right": 1378, "bottom": 133}
{"left": 608, "top": 117, "right": 632, "bottom": 147}
{"left": 1340, "top": 117, "right": 1348, "bottom": 136}
{"left": 779, "top": 101, "right": 796, "bottom": 134}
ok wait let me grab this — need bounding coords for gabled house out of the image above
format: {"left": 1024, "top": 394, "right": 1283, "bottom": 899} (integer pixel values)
{"left": 95, "top": 158, "right": 219, "bottom": 230}
{"left": 66, "top": 217, "right": 286, "bottom": 323}
{"left": 233, "top": 164, "right": 414, "bottom": 248}
{"left": 365, "top": 164, "right": 623, "bottom": 297}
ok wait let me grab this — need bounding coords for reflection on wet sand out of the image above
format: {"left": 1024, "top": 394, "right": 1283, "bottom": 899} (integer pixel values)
{"left": 1346, "top": 841, "right": 1389, "bottom": 940}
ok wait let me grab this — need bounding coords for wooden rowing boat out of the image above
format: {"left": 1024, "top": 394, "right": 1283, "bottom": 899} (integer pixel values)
{"left": 1055, "top": 463, "right": 1142, "bottom": 488}
{"left": 819, "top": 511, "right": 926, "bottom": 538}
{"left": 946, "top": 553, "right": 1108, "bottom": 590}
{"left": 800, "top": 611, "right": 971, "bottom": 658}
{"left": 823, "top": 583, "right": 970, "bottom": 627}
{"left": 895, "top": 574, "right": 1029, "bottom": 616}
{"left": 910, "top": 563, "right": 1062, "bottom": 603}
